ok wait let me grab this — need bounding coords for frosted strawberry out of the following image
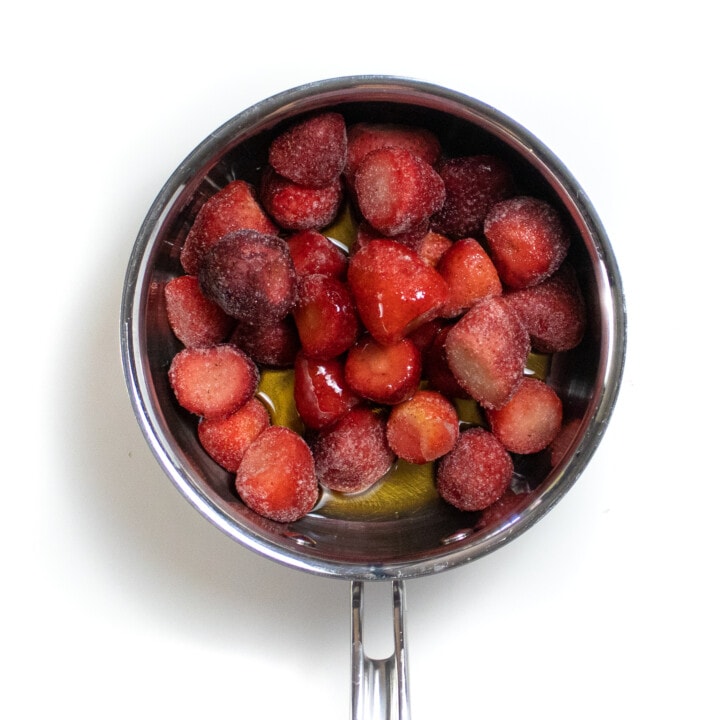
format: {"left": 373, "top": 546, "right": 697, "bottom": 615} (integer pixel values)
{"left": 436, "top": 237, "right": 502, "bottom": 317}
{"left": 353, "top": 147, "right": 445, "bottom": 237}
{"left": 311, "top": 406, "right": 395, "bottom": 494}
{"left": 484, "top": 195, "right": 570, "bottom": 289}
{"left": 486, "top": 378, "right": 563, "bottom": 454}
{"left": 269, "top": 112, "right": 347, "bottom": 188}
{"left": 168, "top": 344, "right": 259, "bottom": 419}
{"left": 260, "top": 168, "right": 343, "bottom": 231}
{"left": 415, "top": 230, "right": 453, "bottom": 267}
{"left": 431, "top": 155, "right": 514, "bottom": 238}
{"left": 386, "top": 390, "right": 459, "bottom": 464}
{"left": 294, "top": 354, "right": 360, "bottom": 430}
{"left": 198, "top": 229, "right": 297, "bottom": 326}
{"left": 198, "top": 397, "right": 270, "bottom": 471}
{"left": 437, "top": 427, "right": 513, "bottom": 511}
{"left": 164, "top": 274, "right": 234, "bottom": 348}
{"left": 286, "top": 229, "right": 347, "bottom": 279}
{"left": 293, "top": 274, "right": 358, "bottom": 360}
{"left": 344, "top": 335, "right": 422, "bottom": 405}
{"left": 230, "top": 315, "right": 300, "bottom": 368}
{"left": 347, "top": 239, "right": 449, "bottom": 345}
{"left": 235, "top": 426, "right": 318, "bottom": 523}
{"left": 445, "top": 296, "right": 530, "bottom": 409}
{"left": 354, "top": 220, "right": 430, "bottom": 255}
{"left": 180, "top": 180, "right": 277, "bottom": 275}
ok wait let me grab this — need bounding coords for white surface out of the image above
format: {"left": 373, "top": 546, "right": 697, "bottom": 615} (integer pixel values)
{"left": 3, "top": 2, "right": 718, "bottom": 718}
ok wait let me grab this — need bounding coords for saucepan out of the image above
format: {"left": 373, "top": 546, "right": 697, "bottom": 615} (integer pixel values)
{"left": 120, "top": 75, "right": 626, "bottom": 719}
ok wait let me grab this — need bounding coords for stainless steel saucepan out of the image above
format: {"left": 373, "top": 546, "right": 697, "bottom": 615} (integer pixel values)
{"left": 120, "top": 76, "right": 626, "bottom": 720}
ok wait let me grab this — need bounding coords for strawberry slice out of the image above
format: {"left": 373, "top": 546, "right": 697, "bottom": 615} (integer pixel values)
{"left": 286, "top": 229, "right": 347, "bottom": 280}
{"left": 180, "top": 180, "right": 277, "bottom": 275}
{"left": 235, "top": 426, "right": 318, "bottom": 523}
{"left": 168, "top": 344, "right": 259, "bottom": 419}
{"left": 347, "top": 239, "right": 449, "bottom": 345}
{"left": 269, "top": 112, "right": 347, "bottom": 188}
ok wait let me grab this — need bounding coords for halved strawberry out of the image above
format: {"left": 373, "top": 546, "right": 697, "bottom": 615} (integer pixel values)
{"left": 235, "top": 426, "right": 318, "bottom": 523}
{"left": 269, "top": 112, "right": 347, "bottom": 188}
{"left": 164, "top": 274, "right": 234, "bottom": 348}
{"left": 168, "top": 344, "right": 259, "bottom": 419}
{"left": 353, "top": 147, "right": 445, "bottom": 237}
{"left": 347, "top": 239, "right": 449, "bottom": 345}
{"left": 180, "top": 180, "right": 277, "bottom": 275}
{"left": 286, "top": 229, "right": 347, "bottom": 279}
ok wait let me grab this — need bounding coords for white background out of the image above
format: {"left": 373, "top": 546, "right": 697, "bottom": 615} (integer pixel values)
{"left": 3, "top": 2, "right": 718, "bottom": 718}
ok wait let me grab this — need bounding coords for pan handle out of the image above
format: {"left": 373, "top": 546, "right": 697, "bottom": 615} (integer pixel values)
{"left": 351, "top": 580, "right": 410, "bottom": 720}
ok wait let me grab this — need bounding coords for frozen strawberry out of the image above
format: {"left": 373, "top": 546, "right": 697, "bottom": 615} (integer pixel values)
{"left": 286, "top": 229, "right": 348, "bottom": 279}
{"left": 311, "top": 406, "right": 395, "bottom": 494}
{"left": 260, "top": 168, "right": 343, "bottom": 231}
{"left": 164, "top": 274, "right": 234, "bottom": 348}
{"left": 294, "top": 354, "right": 360, "bottom": 430}
{"left": 549, "top": 417, "right": 583, "bottom": 466}
{"left": 198, "top": 397, "right": 270, "bottom": 471}
{"left": 386, "top": 390, "right": 459, "bottom": 464}
{"left": 354, "top": 220, "right": 430, "bottom": 254}
{"left": 415, "top": 230, "right": 453, "bottom": 267}
{"left": 424, "top": 325, "right": 470, "bottom": 399}
{"left": 445, "top": 296, "right": 530, "bottom": 409}
{"left": 353, "top": 147, "right": 445, "bottom": 237}
{"left": 230, "top": 315, "right": 300, "bottom": 368}
{"left": 484, "top": 195, "right": 570, "bottom": 289}
{"left": 198, "top": 229, "right": 297, "bottom": 326}
{"left": 347, "top": 239, "right": 449, "bottom": 345}
{"left": 293, "top": 274, "right": 358, "bottom": 360}
{"left": 345, "top": 122, "right": 441, "bottom": 183}
{"left": 486, "top": 377, "right": 563, "bottom": 454}
{"left": 344, "top": 335, "right": 422, "bottom": 405}
{"left": 180, "top": 180, "right": 277, "bottom": 275}
{"left": 168, "top": 344, "right": 259, "bottom": 419}
{"left": 406, "top": 318, "right": 443, "bottom": 354}
{"left": 437, "top": 427, "right": 513, "bottom": 511}
{"left": 504, "top": 263, "right": 587, "bottom": 352}
{"left": 269, "top": 112, "right": 347, "bottom": 188}
{"left": 476, "top": 488, "right": 528, "bottom": 530}
{"left": 430, "top": 155, "right": 514, "bottom": 239}
{"left": 436, "top": 238, "right": 502, "bottom": 317}
{"left": 235, "top": 426, "right": 318, "bottom": 523}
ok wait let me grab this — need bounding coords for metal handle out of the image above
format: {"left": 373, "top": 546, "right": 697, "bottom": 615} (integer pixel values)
{"left": 351, "top": 580, "right": 410, "bottom": 720}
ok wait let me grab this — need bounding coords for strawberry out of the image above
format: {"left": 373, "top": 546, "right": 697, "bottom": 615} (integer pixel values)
{"left": 484, "top": 195, "right": 570, "bottom": 289}
{"left": 198, "top": 397, "right": 270, "bottom": 471}
{"left": 347, "top": 239, "right": 449, "bottom": 345}
{"left": 260, "top": 168, "right": 343, "bottom": 231}
{"left": 353, "top": 147, "right": 445, "bottom": 237}
{"left": 311, "top": 406, "right": 395, "bottom": 494}
{"left": 286, "top": 229, "right": 347, "bottom": 280}
{"left": 415, "top": 230, "right": 453, "bottom": 267}
{"left": 168, "top": 344, "right": 259, "bottom": 419}
{"left": 344, "top": 335, "right": 422, "bottom": 405}
{"left": 164, "top": 274, "right": 234, "bottom": 348}
{"left": 436, "top": 237, "right": 502, "bottom": 317}
{"left": 198, "top": 229, "right": 297, "bottom": 327}
{"left": 444, "top": 295, "right": 530, "bottom": 409}
{"left": 293, "top": 274, "right": 358, "bottom": 360}
{"left": 386, "top": 390, "right": 459, "bottom": 464}
{"left": 269, "top": 112, "right": 347, "bottom": 188}
{"left": 180, "top": 180, "right": 277, "bottom": 275}
{"left": 476, "top": 488, "right": 528, "bottom": 530}
{"left": 437, "top": 427, "right": 514, "bottom": 511}
{"left": 430, "top": 155, "right": 514, "bottom": 239}
{"left": 230, "top": 315, "right": 300, "bottom": 368}
{"left": 235, "top": 426, "right": 318, "bottom": 523}
{"left": 354, "top": 220, "right": 430, "bottom": 255}
{"left": 423, "top": 324, "right": 470, "bottom": 399}
{"left": 294, "top": 354, "right": 360, "bottom": 430}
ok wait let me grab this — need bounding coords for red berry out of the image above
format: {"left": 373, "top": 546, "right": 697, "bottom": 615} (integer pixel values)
{"left": 437, "top": 427, "right": 513, "bottom": 511}
{"left": 164, "top": 274, "right": 234, "bottom": 348}
{"left": 347, "top": 239, "right": 449, "bottom": 345}
{"left": 484, "top": 195, "right": 570, "bottom": 289}
{"left": 415, "top": 230, "right": 453, "bottom": 267}
{"left": 445, "top": 296, "right": 530, "bottom": 409}
{"left": 198, "top": 397, "right": 270, "bottom": 471}
{"left": 168, "top": 344, "right": 259, "bottom": 419}
{"left": 354, "top": 147, "right": 445, "bottom": 237}
{"left": 311, "top": 406, "right": 395, "bottom": 494}
{"left": 424, "top": 325, "right": 470, "bottom": 399}
{"left": 235, "top": 426, "right": 318, "bottom": 523}
{"left": 293, "top": 274, "right": 358, "bottom": 360}
{"left": 269, "top": 112, "right": 347, "bottom": 188}
{"left": 386, "top": 390, "right": 459, "bottom": 464}
{"left": 180, "top": 180, "right": 277, "bottom": 275}
{"left": 286, "top": 229, "right": 347, "bottom": 279}
{"left": 293, "top": 354, "right": 360, "bottom": 430}
{"left": 230, "top": 315, "right": 300, "bottom": 368}
{"left": 344, "top": 335, "right": 422, "bottom": 405}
